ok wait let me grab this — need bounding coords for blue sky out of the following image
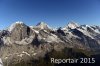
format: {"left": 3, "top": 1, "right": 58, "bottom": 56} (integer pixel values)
{"left": 0, "top": 0, "right": 100, "bottom": 29}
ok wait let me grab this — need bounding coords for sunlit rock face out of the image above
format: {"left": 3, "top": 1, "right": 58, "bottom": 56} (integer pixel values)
{"left": 8, "top": 22, "right": 35, "bottom": 41}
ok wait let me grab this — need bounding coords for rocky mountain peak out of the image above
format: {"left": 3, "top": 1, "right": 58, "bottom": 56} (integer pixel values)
{"left": 36, "top": 22, "right": 49, "bottom": 29}
{"left": 7, "top": 21, "right": 35, "bottom": 41}
{"left": 67, "top": 22, "right": 79, "bottom": 29}
{"left": 8, "top": 21, "right": 26, "bottom": 32}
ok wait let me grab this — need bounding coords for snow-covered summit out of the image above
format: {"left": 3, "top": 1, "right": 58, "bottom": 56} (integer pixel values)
{"left": 36, "top": 22, "right": 50, "bottom": 29}
{"left": 8, "top": 21, "right": 26, "bottom": 32}
{"left": 67, "top": 22, "right": 79, "bottom": 29}
{"left": 15, "top": 21, "right": 24, "bottom": 24}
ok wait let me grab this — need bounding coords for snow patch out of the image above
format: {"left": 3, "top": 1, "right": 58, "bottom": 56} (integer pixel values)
{"left": 17, "top": 54, "right": 24, "bottom": 57}
{"left": 94, "top": 29, "right": 100, "bottom": 33}
{"left": 0, "top": 58, "right": 3, "bottom": 66}
{"left": 77, "top": 28, "right": 94, "bottom": 39}
{"left": 22, "top": 51, "right": 30, "bottom": 56}
{"left": 33, "top": 29, "right": 39, "bottom": 33}
{"left": 33, "top": 53, "right": 37, "bottom": 56}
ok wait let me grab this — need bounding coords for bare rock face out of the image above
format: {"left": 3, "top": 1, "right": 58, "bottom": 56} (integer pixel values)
{"left": 7, "top": 21, "right": 35, "bottom": 45}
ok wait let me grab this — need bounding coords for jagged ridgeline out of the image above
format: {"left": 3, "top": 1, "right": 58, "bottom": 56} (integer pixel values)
{"left": 0, "top": 21, "right": 100, "bottom": 66}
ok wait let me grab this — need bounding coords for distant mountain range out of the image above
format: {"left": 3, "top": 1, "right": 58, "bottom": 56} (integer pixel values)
{"left": 0, "top": 21, "right": 100, "bottom": 66}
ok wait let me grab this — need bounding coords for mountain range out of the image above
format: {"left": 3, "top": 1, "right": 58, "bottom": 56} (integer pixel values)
{"left": 0, "top": 21, "right": 100, "bottom": 66}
